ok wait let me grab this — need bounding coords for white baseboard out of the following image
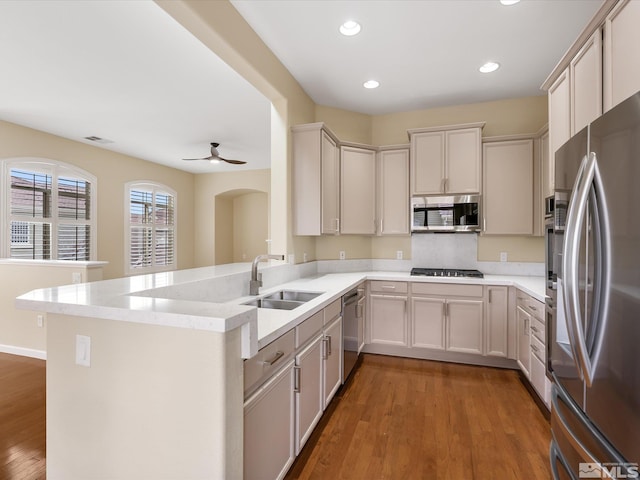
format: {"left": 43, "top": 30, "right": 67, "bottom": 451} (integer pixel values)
{"left": 0, "top": 344, "right": 46, "bottom": 360}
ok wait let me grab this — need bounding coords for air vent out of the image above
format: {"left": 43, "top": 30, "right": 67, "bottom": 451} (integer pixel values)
{"left": 83, "top": 136, "right": 113, "bottom": 144}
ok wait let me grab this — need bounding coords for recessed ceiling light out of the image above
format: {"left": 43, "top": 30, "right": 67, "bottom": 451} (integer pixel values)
{"left": 500, "top": 0, "right": 521, "bottom": 5}
{"left": 363, "top": 80, "right": 380, "bottom": 89}
{"left": 479, "top": 62, "right": 500, "bottom": 73}
{"left": 339, "top": 20, "right": 361, "bottom": 36}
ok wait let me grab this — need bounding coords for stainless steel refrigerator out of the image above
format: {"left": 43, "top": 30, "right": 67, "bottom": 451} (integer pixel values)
{"left": 549, "top": 91, "right": 640, "bottom": 479}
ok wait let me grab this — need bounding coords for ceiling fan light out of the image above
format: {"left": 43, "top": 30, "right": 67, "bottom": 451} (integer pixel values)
{"left": 479, "top": 62, "right": 500, "bottom": 73}
{"left": 500, "top": 0, "right": 521, "bottom": 5}
{"left": 339, "top": 20, "right": 361, "bottom": 36}
{"left": 210, "top": 158, "right": 221, "bottom": 164}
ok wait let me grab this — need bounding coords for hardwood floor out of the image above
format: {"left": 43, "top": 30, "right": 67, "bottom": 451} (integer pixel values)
{"left": 0, "top": 353, "right": 46, "bottom": 480}
{"left": 285, "top": 354, "right": 551, "bottom": 480}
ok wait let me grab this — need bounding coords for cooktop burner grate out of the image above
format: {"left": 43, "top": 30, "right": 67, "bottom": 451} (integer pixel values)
{"left": 410, "top": 268, "right": 484, "bottom": 278}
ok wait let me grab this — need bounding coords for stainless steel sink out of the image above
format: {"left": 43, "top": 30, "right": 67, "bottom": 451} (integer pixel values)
{"left": 243, "top": 290, "right": 323, "bottom": 310}
{"left": 264, "top": 290, "right": 323, "bottom": 302}
{"left": 243, "top": 298, "right": 305, "bottom": 310}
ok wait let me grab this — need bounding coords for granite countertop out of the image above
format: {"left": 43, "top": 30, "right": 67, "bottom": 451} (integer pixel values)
{"left": 15, "top": 263, "right": 545, "bottom": 354}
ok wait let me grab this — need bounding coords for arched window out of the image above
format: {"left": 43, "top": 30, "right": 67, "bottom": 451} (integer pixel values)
{"left": 2, "top": 158, "right": 96, "bottom": 260}
{"left": 125, "top": 181, "right": 176, "bottom": 274}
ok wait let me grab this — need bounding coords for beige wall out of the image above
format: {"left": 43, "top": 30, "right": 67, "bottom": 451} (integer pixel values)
{"left": 194, "top": 170, "right": 270, "bottom": 266}
{"left": 233, "top": 192, "right": 268, "bottom": 262}
{"left": 214, "top": 197, "right": 234, "bottom": 264}
{"left": 0, "top": 262, "right": 104, "bottom": 355}
{"left": 0, "top": 120, "right": 196, "bottom": 279}
{"left": 315, "top": 105, "right": 373, "bottom": 144}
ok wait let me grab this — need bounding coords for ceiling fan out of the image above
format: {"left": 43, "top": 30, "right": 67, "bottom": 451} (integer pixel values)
{"left": 182, "top": 142, "right": 246, "bottom": 165}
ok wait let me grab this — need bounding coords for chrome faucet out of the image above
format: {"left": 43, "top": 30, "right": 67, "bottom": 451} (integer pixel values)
{"left": 250, "top": 254, "right": 285, "bottom": 295}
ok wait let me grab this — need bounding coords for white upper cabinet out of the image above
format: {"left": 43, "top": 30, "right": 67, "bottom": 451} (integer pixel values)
{"left": 482, "top": 138, "right": 534, "bottom": 235}
{"left": 409, "top": 123, "right": 484, "bottom": 195}
{"left": 377, "top": 147, "right": 410, "bottom": 235}
{"left": 604, "top": 0, "right": 640, "bottom": 111}
{"left": 292, "top": 123, "right": 340, "bottom": 236}
{"left": 548, "top": 68, "right": 571, "bottom": 169}
{"left": 340, "top": 145, "right": 376, "bottom": 235}
{"left": 571, "top": 30, "right": 602, "bottom": 134}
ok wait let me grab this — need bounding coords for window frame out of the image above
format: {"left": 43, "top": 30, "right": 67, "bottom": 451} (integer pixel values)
{"left": 1, "top": 158, "right": 97, "bottom": 261}
{"left": 124, "top": 181, "right": 177, "bottom": 275}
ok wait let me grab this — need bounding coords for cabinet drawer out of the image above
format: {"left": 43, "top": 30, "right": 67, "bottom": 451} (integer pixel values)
{"left": 296, "top": 311, "right": 324, "bottom": 348}
{"left": 411, "top": 282, "right": 483, "bottom": 297}
{"left": 530, "top": 315, "right": 545, "bottom": 344}
{"left": 369, "top": 281, "right": 408, "bottom": 294}
{"left": 323, "top": 298, "right": 342, "bottom": 325}
{"left": 516, "top": 291, "right": 544, "bottom": 320}
{"left": 244, "top": 330, "right": 295, "bottom": 394}
{"left": 531, "top": 333, "right": 545, "bottom": 363}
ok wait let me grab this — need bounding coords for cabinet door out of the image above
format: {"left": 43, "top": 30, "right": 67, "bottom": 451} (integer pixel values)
{"left": 323, "top": 316, "right": 342, "bottom": 409}
{"left": 341, "top": 146, "right": 376, "bottom": 234}
{"left": 485, "top": 286, "right": 508, "bottom": 358}
{"left": 483, "top": 139, "right": 534, "bottom": 235}
{"left": 244, "top": 360, "right": 295, "bottom": 480}
{"left": 541, "top": 130, "right": 554, "bottom": 200}
{"left": 378, "top": 148, "right": 409, "bottom": 235}
{"left": 571, "top": 29, "right": 602, "bottom": 134}
{"left": 446, "top": 127, "right": 481, "bottom": 194}
{"left": 530, "top": 354, "right": 548, "bottom": 408}
{"left": 446, "top": 299, "right": 484, "bottom": 354}
{"left": 369, "top": 294, "right": 408, "bottom": 346}
{"left": 321, "top": 131, "right": 340, "bottom": 235}
{"left": 411, "top": 131, "right": 444, "bottom": 194}
{"left": 411, "top": 296, "right": 445, "bottom": 350}
{"left": 295, "top": 335, "right": 324, "bottom": 454}
{"left": 604, "top": 0, "right": 640, "bottom": 111}
{"left": 548, "top": 68, "right": 571, "bottom": 171}
{"left": 292, "top": 126, "right": 322, "bottom": 236}
{"left": 516, "top": 305, "right": 531, "bottom": 378}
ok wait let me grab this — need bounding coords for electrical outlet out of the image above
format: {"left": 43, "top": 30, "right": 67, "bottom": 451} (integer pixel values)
{"left": 303, "top": 252, "right": 308, "bottom": 263}
{"left": 339, "top": 251, "right": 346, "bottom": 260}
{"left": 75, "top": 334, "right": 91, "bottom": 367}
{"left": 396, "top": 250, "right": 403, "bottom": 260}
{"left": 500, "top": 252, "right": 508, "bottom": 262}
{"left": 71, "top": 272, "right": 82, "bottom": 284}
{"left": 37, "top": 315, "right": 44, "bottom": 328}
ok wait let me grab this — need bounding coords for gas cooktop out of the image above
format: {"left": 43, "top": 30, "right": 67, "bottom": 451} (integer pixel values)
{"left": 410, "top": 268, "right": 484, "bottom": 278}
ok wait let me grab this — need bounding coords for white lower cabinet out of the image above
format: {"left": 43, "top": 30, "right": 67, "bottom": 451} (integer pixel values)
{"left": 516, "top": 305, "right": 531, "bottom": 378}
{"left": 411, "top": 297, "right": 445, "bottom": 349}
{"left": 485, "top": 286, "right": 509, "bottom": 358}
{"left": 244, "top": 359, "right": 296, "bottom": 480}
{"left": 323, "top": 316, "right": 342, "bottom": 409}
{"left": 295, "top": 334, "right": 324, "bottom": 455}
{"left": 446, "top": 299, "right": 484, "bottom": 354}
{"left": 369, "top": 294, "right": 408, "bottom": 346}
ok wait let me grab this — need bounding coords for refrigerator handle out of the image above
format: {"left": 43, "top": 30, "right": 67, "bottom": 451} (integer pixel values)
{"left": 562, "top": 153, "right": 597, "bottom": 386}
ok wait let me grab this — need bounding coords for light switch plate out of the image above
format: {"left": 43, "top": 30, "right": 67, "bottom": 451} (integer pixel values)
{"left": 75, "top": 334, "right": 91, "bottom": 367}
{"left": 339, "top": 251, "right": 346, "bottom": 260}
{"left": 500, "top": 252, "right": 508, "bottom": 262}
{"left": 396, "top": 250, "right": 403, "bottom": 260}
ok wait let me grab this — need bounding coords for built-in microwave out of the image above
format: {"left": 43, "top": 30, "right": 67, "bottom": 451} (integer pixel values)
{"left": 411, "top": 195, "right": 480, "bottom": 232}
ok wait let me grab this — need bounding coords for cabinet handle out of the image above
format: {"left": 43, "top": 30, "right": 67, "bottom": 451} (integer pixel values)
{"left": 441, "top": 178, "right": 446, "bottom": 192}
{"left": 294, "top": 366, "right": 301, "bottom": 393}
{"left": 327, "top": 335, "right": 332, "bottom": 356}
{"left": 381, "top": 285, "right": 396, "bottom": 290}
{"left": 356, "top": 303, "right": 363, "bottom": 318}
{"left": 336, "top": 218, "right": 340, "bottom": 233}
{"left": 488, "top": 290, "right": 492, "bottom": 303}
{"left": 322, "top": 338, "right": 329, "bottom": 360}
{"left": 445, "top": 177, "right": 449, "bottom": 192}
{"left": 531, "top": 344, "right": 540, "bottom": 353}
{"left": 263, "top": 350, "right": 284, "bottom": 366}
{"left": 380, "top": 219, "right": 383, "bottom": 233}
{"left": 483, "top": 218, "right": 487, "bottom": 232}
{"left": 524, "top": 318, "right": 529, "bottom": 336}
{"left": 529, "top": 304, "right": 538, "bottom": 311}
{"left": 531, "top": 325, "right": 539, "bottom": 333}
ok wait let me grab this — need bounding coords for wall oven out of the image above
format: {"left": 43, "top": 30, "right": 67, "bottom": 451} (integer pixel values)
{"left": 411, "top": 195, "right": 480, "bottom": 232}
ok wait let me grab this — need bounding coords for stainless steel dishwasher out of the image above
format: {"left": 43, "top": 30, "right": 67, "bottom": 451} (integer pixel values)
{"left": 342, "top": 285, "right": 364, "bottom": 381}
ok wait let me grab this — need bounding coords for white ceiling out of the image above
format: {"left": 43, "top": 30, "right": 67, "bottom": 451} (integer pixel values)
{"left": 231, "top": 0, "right": 603, "bottom": 115}
{"left": 0, "top": 1, "right": 603, "bottom": 174}
{"left": 0, "top": 0, "right": 271, "bottom": 174}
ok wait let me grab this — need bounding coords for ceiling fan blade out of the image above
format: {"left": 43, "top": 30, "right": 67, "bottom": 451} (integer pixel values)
{"left": 219, "top": 157, "right": 247, "bottom": 165}
{"left": 182, "top": 157, "right": 212, "bottom": 161}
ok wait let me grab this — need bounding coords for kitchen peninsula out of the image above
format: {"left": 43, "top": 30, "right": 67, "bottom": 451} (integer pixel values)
{"left": 16, "top": 261, "right": 544, "bottom": 479}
